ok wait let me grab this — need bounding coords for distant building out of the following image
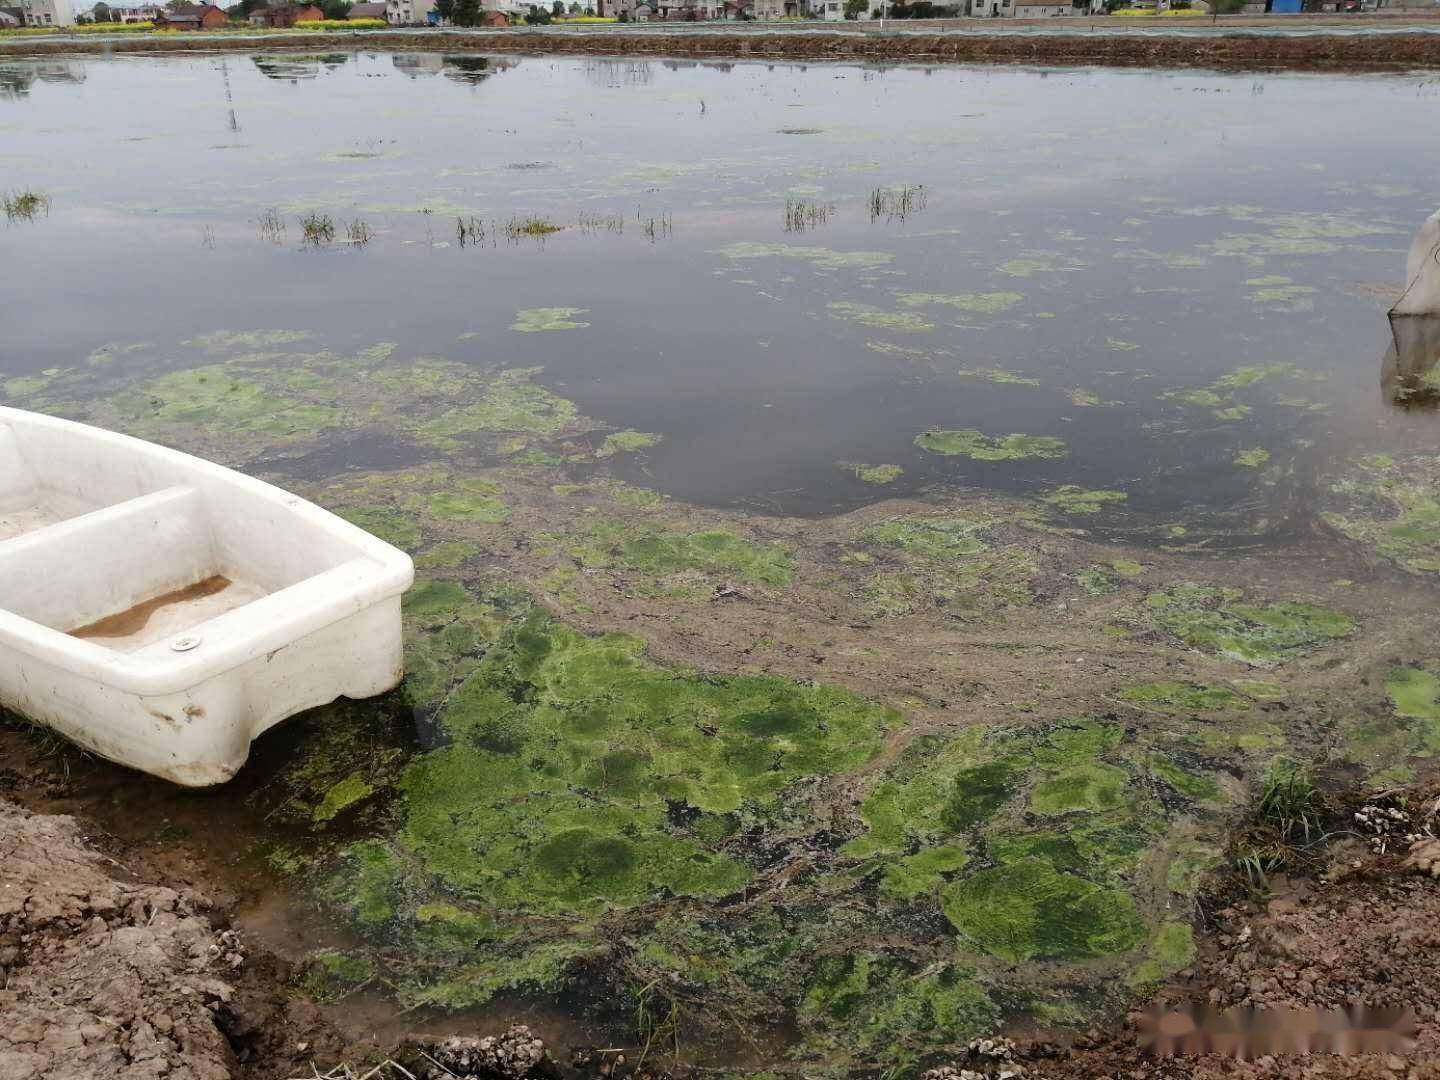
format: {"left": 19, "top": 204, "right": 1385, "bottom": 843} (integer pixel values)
{"left": 0, "top": 7, "right": 20, "bottom": 21}
{"left": 154, "top": 2, "right": 226, "bottom": 25}
{"left": 347, "top": 1, "right": 385, "bottom": 14}
{"left": 1012, "top": 0, "right": 1077, "bottom": 13}
{"left": 19, "top": 0, "right": 75, "bottom": 26}
{"left": 247, "top": 2, "right": 321, "bottom": 23}
{"left": 385, "top": 0, "right": 432, "bottom": 23}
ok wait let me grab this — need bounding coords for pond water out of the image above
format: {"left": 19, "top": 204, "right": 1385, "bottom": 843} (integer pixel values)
{"left": 6, "top": 50, "right": 1440, "bottom": 1075}
{"left": 5, "top": 53, "right": 1440, "bottom": 537}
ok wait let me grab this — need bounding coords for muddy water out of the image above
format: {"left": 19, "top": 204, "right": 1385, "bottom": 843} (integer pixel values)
{"left": 5, "top": 50, "right": 1440, "bottom": 1075}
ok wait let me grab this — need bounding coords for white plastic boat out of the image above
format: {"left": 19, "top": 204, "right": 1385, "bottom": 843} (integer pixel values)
{"left": 0, "top": 406, "right": 414, "bottom": 786}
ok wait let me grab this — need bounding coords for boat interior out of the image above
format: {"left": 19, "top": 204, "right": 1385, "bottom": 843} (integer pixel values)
{"left": 0, "top": 419, "right": 337, "bottom": 655}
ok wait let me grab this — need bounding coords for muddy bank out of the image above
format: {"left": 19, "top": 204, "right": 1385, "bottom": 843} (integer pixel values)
{"left": 0, "top": 798, "right": 357, "bottom": 1080}
{"left": 8, "top": 25, "right": 1440, "bottom": 70}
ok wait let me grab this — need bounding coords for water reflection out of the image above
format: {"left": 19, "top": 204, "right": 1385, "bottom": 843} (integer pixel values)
{"left": 0, "top": 61, "right": 85, "bottom": 100}
{"left": 252, "top": 53, "right": 350, "bottom": 81}
{"left": 1384, "top": 209, "right": 1440, "bottom": 408}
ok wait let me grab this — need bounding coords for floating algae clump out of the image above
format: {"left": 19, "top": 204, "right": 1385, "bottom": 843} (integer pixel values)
{"left": 511, "top": 307, "right": 590, "bottom": 332}
{"left": 857, "top": 514, "right": 1035, "bottom": 616}
{"left": 1234, "top": 447, "right": 1271, "bottom": 469}
{"left": 827, "top": 301, "right": 936, "bottom": 333}
{"left": 1145, "top": 584, "right": 1354, "bottom": 666}
{"left": 413, "top": 366, "right": 583, "bottom": 447}
{"left": 895, "top": 291, "right": 1023, "bottom": 314}
{"left": 313, "top": 773, "right": 375, "bottom": 824}
{"left": 712, "top": 241, "right": 894, "bottom": 271}
{"left": 567, "top": 519, "right": 793, "bottom": 586}
{"left": 1042, "top": 486, "right": 1128, "bottom": 515}
{"left": 597, "top": 429, "right": 662, "bottom": 457}
{"left": 915, "top": 428, "right": 1068, "bottom": 461}
{"left": 1322, "top": 454, "right": 1440, "bottom": 575}
{"left": 838, "top": 461, "right": 903, "bottom": 484}
{"left": 940, "top": 860, "right": 1145, "bottom": 964}
{"left": 111, "top": 365, "right": 345, "bottom": 443}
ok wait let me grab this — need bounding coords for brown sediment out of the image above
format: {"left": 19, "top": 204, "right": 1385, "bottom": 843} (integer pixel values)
{"left": 70, "top": 574, "right": 233, "bottom": 642}
{"left": 8, "top": 23, "right": 1440, "bottom": 71}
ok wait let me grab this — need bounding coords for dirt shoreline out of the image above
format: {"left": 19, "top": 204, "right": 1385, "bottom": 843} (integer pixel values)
{"left": 8, "top": 24, "right": 1440, "bottom": 70}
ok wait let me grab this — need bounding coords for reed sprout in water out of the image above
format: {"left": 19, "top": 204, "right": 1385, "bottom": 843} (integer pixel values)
{"left": 784, "top": 195, "right": 834, "bottom": 233}
{"left": 256, "top": 207, "right": 285, "bottom": 243}
{"left": 300, "top": 211, "right": 335, "bottom": 246}
{"left": 868, "top": 184, "right": 927, "bottom": 223}
{"left": 3, "top": 189, "right": 50, "bottom": 222}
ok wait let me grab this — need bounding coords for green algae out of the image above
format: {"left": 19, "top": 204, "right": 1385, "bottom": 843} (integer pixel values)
{"left": 313, "top": 773, "right": 375, "bottom": 824}
{"left": 1234, "top": 447, "right": 1271, "bottom": 469}
{"left": 1105, "top": 338, "right": 1140, "bottom": 352}
{"left": 941, "top": 860, "right": 1145, "bottom": 964}
{"left": 712, "top": 241, "right": 893, "bottom": 271}
{"left": 880, "top": 843, "right": 970, "bottom": 899}
{"left": 511, "top": 306, "right": 590, "bottom": 332}
{"left": 299, "top": 950, "right": 374, "bottom": 1003}
{"left": 335, "top": 506, "right": 421, "bottom": 551}
{"left": 895, "top": 290, "right": 1022, "bottom": 313}
{"left": 415, "top": 541, "right": 482, "bottom": 569}
{"left": 859, "top": 569, "right": 922, "bottom": 618}
{"left": 420, "top": 478, "right": 509, "bottom": 525}
{"left": 112, "top": 365, "right": 344, "bottom": 443}
{"left": 182, "top": 329, "right": 311, "bottom": 352}
{"left": 1043, "top": 486, "right": 1128, "bottom": 515}
{"left": 838, "top": 461, "right": 902, "bottom": 484}
{"left": 1149, "top": 757, "right": 1221, "bottom": 802}
{"left": 1030, "top": 762, "right": 1130, "bottom": 815}
{"left": 333, "top": 839, "right": 404, "bottom": 928}
{"left": 567, "top": 520, "right": 793, "bottom": 586}
{"left": 797, "top": 954, "right": 997, "bottom": 1067}
{"left": 1113, "top": 558, "right": 1144, "bottom": 577}
{"left": 915, "top": 428, "right": 1067, "bottom": 461}
{"left": 1347, "top": 667, "right": 1440, "bottom": 777}
{"left": 827, "top": 301, "right": 935, "bottom": 333}
{"left": 863, "top": 514, "right": 991, "bottom": 560}
{"left": 1128, "top": 922, "right": 1195, "bottom": 988}
{"left": 1116, "top": 682, "right": 1238, "bottom": 712}
{"left": 1145, "top": 584, "right": 1354, "bottom": 667}
{"left": 956, "top": 367, "right": 1040, "bottom": 386}
{"left": 597, "top": 429, "right": 662, "bottom": 457}
{"left": 412, "top": 367, "right": 583, "bottom": 448}
{"left": 1322, "top": 454, "right": 1440, "bottom": 575}
{"left": 997, "top": 251, "right": 1083, "bottom": 278}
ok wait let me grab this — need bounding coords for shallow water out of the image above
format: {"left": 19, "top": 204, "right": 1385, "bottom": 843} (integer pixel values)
{"left": 7, "top": 51, "right": 1440, "bottom": 1073}
{"left": 5, "top": 53, "right": 1440, "bottom": 541}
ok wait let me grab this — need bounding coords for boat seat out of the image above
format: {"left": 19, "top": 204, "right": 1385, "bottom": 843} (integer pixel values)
{"left": 0, "top": 486, "right": 217, "bottom": 633}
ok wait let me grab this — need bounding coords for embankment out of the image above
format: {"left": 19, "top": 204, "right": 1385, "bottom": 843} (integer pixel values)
{"left": 7, "top": 25, "right": 1440, "bottom": 71}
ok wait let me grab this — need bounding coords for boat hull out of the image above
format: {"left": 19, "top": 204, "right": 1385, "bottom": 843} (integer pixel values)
{"left": 0, "top": 406, "right": 414, "bottom": 786}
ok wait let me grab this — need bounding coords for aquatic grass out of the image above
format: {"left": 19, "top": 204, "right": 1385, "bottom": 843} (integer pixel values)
{"left": 456, "top": 215, "right": 492, "bottom": 247}
{"left": 784, "top": 195, "right": 834, "bottom": 233}
{"left": 504, "top": 215, "right": 564, "bottom": 242}
{"left": 577, "top": 210, "right": 624, "bottom": 235}
{"left": 3, "top": 189, "right": 50, "bottom": 222}
{"left": 868, "top": 184, "right": 926, "bottom": 223}
{"left": 300, "top": 211, "right": 335, "bottom": 247}
{"left": 256, "top": 207, "right": 285, "bottom": 243}
{"left": 345, "top": 218, "right": 374, "bottom": 246}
